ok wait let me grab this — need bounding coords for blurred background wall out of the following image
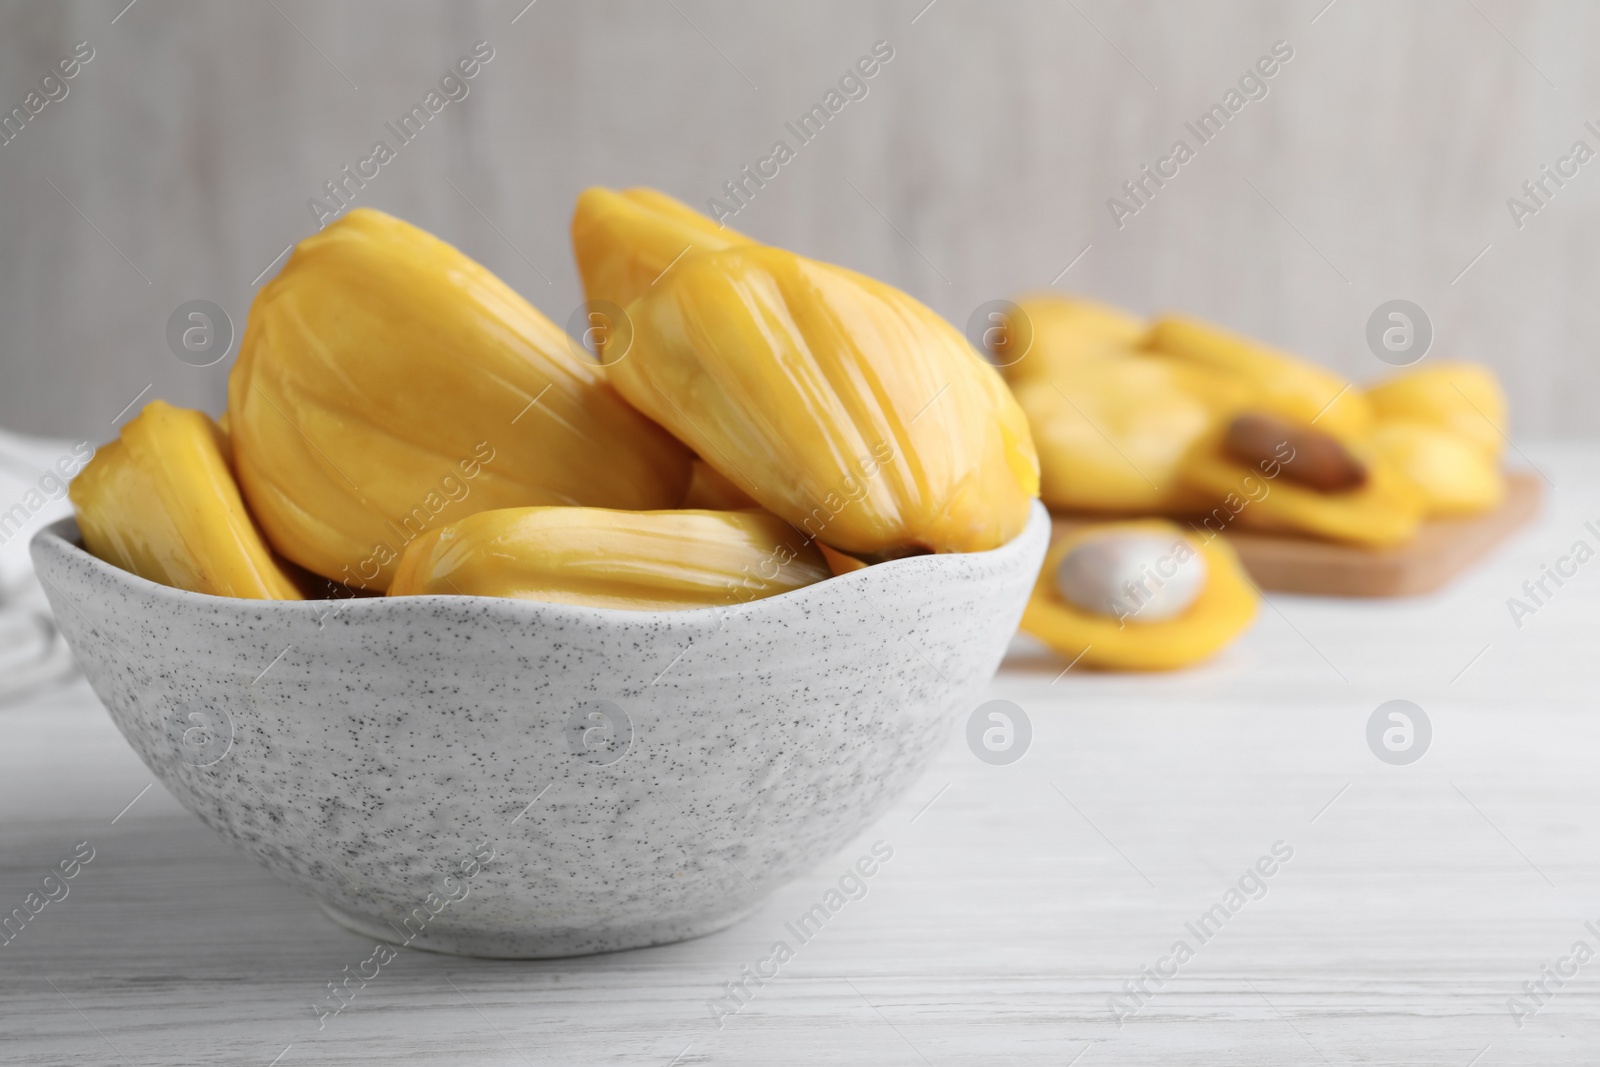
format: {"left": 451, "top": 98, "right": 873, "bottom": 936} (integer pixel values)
{"left": 0, "top": 0, "right": 1592, "bottom": 440}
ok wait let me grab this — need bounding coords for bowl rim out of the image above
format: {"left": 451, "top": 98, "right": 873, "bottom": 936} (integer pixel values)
{"left": 30, "top": 502, "right": 1050, "bottom": 630}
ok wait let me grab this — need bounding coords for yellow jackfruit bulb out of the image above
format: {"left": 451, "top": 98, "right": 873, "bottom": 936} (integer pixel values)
{"left": 1366, "top": 362, "right": 1507, "bottom": 459}
{"left": 1370, "top": 420, "right": 1505, "bottom": 517}
{"left": 1180, "top": 413, "right": 1424, "bottom": 547}
{"left": 1011, "top": 355, "right": 1247, "bottom": 514}
{"left": 606, "top": 244, "right": 1040, "bottom": 557}
{"left": 1021, "top": 521, "right": 1257, "bottom": 671}
{"left": 571, "top": 186, "right": 755, "bottom": 318}
{"left": 388, "top": 506, "right": 830, "bottom": 611}
{"left": 1145, "top": 315, "right": 1372, "bottom": 437}
{"left": 69, "top": 401, "right": 305, "bottom": 600}
{"left": 229, "top": 207, "right": 691, "bottom": 592}
{"left": 995, "top": 294, "right": 1144, "bottom": 385}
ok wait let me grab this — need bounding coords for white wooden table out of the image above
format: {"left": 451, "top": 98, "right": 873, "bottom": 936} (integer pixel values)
{"left": 3, "top": 444, "right": 1596, "bottom": 1066}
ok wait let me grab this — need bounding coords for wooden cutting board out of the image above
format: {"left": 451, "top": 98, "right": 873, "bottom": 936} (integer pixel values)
{"left": 1050, "top": 470, "right": 1543, "bottom": 598}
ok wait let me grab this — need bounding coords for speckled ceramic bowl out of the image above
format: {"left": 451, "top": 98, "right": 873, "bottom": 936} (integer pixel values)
{"left": 31, "top": 503, "right": 1048, "bottom": 958}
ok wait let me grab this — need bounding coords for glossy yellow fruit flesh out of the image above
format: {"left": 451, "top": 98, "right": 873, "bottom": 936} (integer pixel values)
{"left": 680, "top": 458, "right": 759, "bottom": 510}
{"left": 572, "top": 186, "right": 755, "bottom": 320}
{"left": 1181, "top": 423, "right": 1423, "bottom": 547}
{"left": 1145, "top": 315, "right": 1372, "bottom": 438}
{"left": 994, "top": 294, "right": 1144, "bottom": 385}
{"left": 388, "top": 506, "right": 829, "bottom": 611}
{"left": 817, "top": 543, "right": 869, "bottom": 576}
{"left": 608, "top": 244, "right": 1039, "bottom": 557}
{"left": 1011, "top": 354, "right": 1245, "bottom": 514}
{"left": 1365, "top": 362, "right": 1507, "bottom": 459}
{"left": 229, "top": 207, "right": 691, "bottom": 592}
{"left": 69, "top": 401, "right": 304, "bottom": 599}
{"left": 1371, "top": 420, "right": 1505, "bottom": 516}
{"left": 1021, "top": 521, "right": 1257, "bottom": 671}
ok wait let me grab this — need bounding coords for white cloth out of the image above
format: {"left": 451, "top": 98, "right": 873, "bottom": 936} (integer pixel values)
{"left": 0, "top": 426, "right": 87, "bottom": 704}
{"left": 0, "top": 426, "right": 85, "bottom": 591}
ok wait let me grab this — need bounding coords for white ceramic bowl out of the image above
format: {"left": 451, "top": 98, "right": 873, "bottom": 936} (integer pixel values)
{"left": 31, "top": 503, "right": 1048, "bottom": 958}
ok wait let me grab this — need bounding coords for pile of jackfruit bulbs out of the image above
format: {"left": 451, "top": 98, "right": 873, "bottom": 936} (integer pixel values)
{"left": 68, "top": 190, "right": 1041, "bottom": 615}
{"left": 998, "top": 294, "right": 1510, "bottom": 669}
{"left": 66, "top": 190, "right": 1509, "bottom": 674}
